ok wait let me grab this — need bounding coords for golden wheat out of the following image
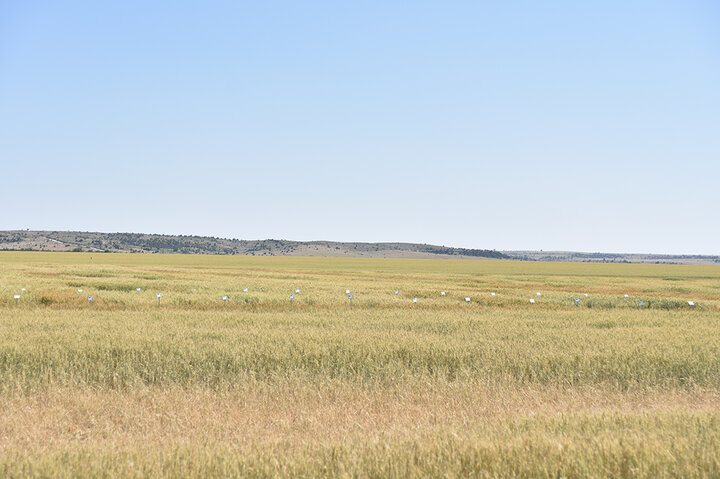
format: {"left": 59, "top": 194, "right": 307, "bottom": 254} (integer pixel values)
{"left": 0, "top": 252, "right": 718, "bottom": 477}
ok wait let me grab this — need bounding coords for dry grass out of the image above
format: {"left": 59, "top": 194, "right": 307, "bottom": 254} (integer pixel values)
{"left": 2, "top": 385, "right": 719, "bottom": 477}
{"left": 2, "top": 385, "right": 719, "bottom": 449}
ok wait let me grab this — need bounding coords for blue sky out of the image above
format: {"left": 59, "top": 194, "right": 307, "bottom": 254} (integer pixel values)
{"left": 1, "top": 1, "right": 718, "bottom": 254}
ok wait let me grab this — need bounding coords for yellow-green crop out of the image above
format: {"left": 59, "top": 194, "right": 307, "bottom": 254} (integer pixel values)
{"left": 1, "top": 252, "right": 719, "bottom": 477}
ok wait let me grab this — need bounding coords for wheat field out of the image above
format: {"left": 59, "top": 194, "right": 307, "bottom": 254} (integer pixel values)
{"left": 0, "top": 252, "right": 719, "bottom": 477}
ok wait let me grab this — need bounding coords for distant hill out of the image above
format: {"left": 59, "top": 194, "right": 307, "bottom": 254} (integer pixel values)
{"left": 0, "top": 230, "right": 507, "bottom": 260}
{"left": 504, "top": 250, "right": 720, "bottom": 266}
{"left": 2, "top": 231, "right": 717, "bottom": 264}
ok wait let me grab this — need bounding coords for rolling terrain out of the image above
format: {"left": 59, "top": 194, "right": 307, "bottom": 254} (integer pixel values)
{"left": 0, "top": 230, "right": 506, "bottom": 259}
{"left": 2, "top": 230, "right": 718, "bottom": 264}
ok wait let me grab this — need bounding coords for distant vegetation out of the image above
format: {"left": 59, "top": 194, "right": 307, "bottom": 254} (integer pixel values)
{"left": 2, "top": 231, "right": 718, "bottom": 264}
{"left": 0, "top": 230, "right": 508, "bottom": 259}
{"left": 505, "top": 249, "right": 720, "bottom": 265}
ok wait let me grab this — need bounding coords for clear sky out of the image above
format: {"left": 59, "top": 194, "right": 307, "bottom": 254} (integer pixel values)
{"left": 1, "top": 1, "right": 718, "bottom": 254}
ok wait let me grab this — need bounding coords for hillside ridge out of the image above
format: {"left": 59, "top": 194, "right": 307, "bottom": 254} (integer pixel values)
{"left": 2, "top": 231, "right": 718, "bottom": 264}
{"left": 0, "top": 230, "right": 507, "bottom": 260}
